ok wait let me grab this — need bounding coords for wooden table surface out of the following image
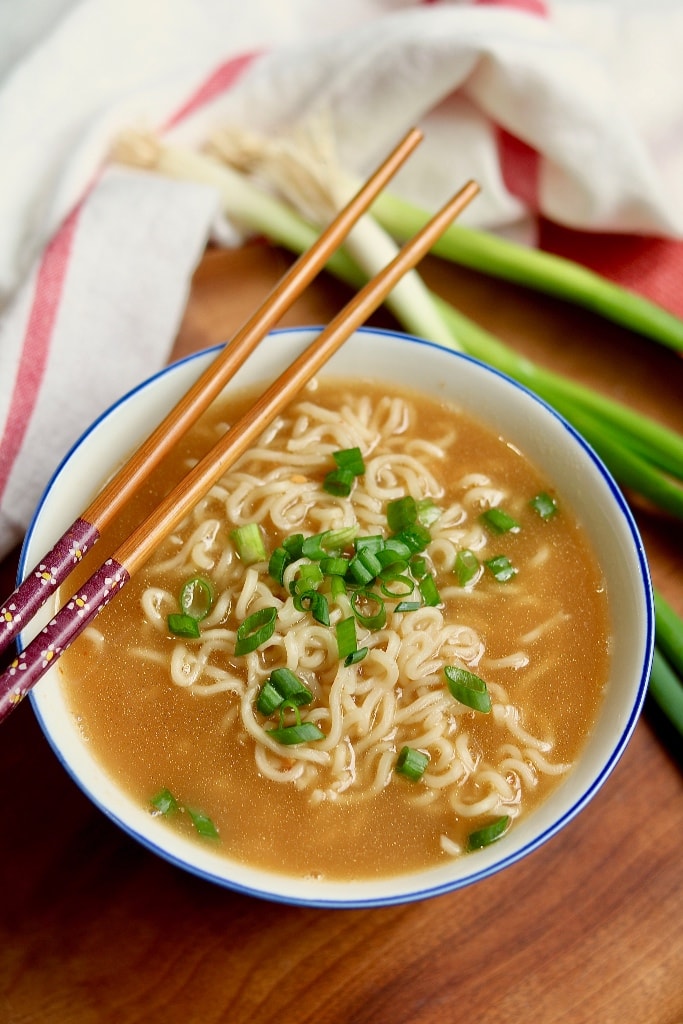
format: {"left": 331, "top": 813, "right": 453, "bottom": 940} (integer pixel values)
{"left": 1, "top": 243, "right": 681, "bottom": 1024}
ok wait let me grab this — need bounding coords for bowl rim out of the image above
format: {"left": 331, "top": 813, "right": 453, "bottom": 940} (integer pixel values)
{"left": 21, "top": 326, "right": 654, "bottom": 908}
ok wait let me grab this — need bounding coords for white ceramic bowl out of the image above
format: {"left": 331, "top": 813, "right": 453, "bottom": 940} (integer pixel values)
{"left": 21, "top": 327, "right": 653, "bottom": 908}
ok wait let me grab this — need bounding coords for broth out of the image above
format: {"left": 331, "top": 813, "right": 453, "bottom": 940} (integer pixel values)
{"left": 59, "top": 377, "right": 610, "bottom": 880}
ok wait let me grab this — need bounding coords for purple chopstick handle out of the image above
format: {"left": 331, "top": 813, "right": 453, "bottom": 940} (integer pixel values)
{"left": 0, "top": 557, "right": 128, "bottom": 723}
{"left": 0, "top": 517, "right": 99, "bottom": 657}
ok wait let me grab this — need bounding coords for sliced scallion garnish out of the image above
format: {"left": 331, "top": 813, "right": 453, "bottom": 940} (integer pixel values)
{"left": 268, "top": 721, "right": 326, "bottom": 744}
{"left": 257, "top": 668, "right": 313, "bottom": 715}
{"left": 320, "top": 555, "right": 350, "bottom": 577}
{"left": 329, "top": 575, "right": 347, "bottom": 599}
{"left": 267, "top": 701, "right": 325, "bottom": 745}
{"left": 167, "top": 612, "right": 201, "bottom": 639}
{"left": 290, "top": 562, "right": 324, "bottom": 594}
{"left": 345, "top": 647, "right": 368, "bottom": 666}
{"left": 230, "top": 522, "right": 267, "bottom": 564}
{"left": 410, "top": 556, "right": 428, "bottom": 580}
{"left": 395, "top": 746, "right": 430, "bottom": 782}
{"left": 416, "top": 498, "right": 442, "bottom": 527}
{"left": 392, "top": 523, "right": 431, "bottom": 554}
{"left": 348, "top": 547, "right": 383, "bottom": 584}
{"left": 444, "top": 665, "right": 492, "bottom": 713}
{"left": 530, "top": 491, "right": 558, "bottom": 519}
{"left": 484, "top": 555, "right": 517, "bottom": 582}
{"left": 350, "top": 589, "right": 387, "bottom": 631}
{"left": 294, "top": 589, "right": 330, "bottom": 625}
{"left": 480, "top": 508, "right": 520, "bottom": 534}
{"left": 467, "top": 815, "right": 510, "bottom": 850}
{"left": 333, "top": 447, "right": 366, "bottom": 475}
{"left": 394, "top": 600, "right": 422, "bottom": 613}
{"left": 379, "top": 573, "right": 414, "bottom": 598}
{"left": 282, "top": 533, "right": 305, "bottom": 559}
{"left": 268, "top": 546, "right": 292, "bottom": 585}
{"left": 335, "top": 616, "right": 358, "bottom": 661}
{"left": 355, "top": 534, "right": 384, "bottom": 554}
{"left": 187, "top": 808, "right": 220, "bottom": 839}
{"left": 455, "top": 549, "right": 481, "bottom": 587}
{"left": 234, "top": 606, "right": 277, "bottom": 655}
{"left": 150, "top": 788, "right": 179, "bottom": 815}
{"left": 387, "top": 495, "right": 418, "bottom": 533}
{"left": 323, "top": 467, "right": 355, "bottom": 496}
{"left": 418, "top": 574, "right": 441, "bottom": 607}
{"left": 179, "top": 576, "right": 214, "bottom": 621}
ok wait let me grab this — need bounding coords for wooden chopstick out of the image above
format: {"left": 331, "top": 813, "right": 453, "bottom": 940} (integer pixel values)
{"left": 0, "top": 127, "right": 423, "bottom": 659}
{"left": 0, "top": 177, "right": 479, "bottom": 723}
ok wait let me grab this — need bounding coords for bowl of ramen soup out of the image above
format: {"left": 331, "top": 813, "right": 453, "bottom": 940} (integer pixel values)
{"left": 21, "top": 326, "right": 653, "bottom": 907}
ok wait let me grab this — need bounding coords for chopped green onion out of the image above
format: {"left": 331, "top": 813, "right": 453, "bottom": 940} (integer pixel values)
{"left": 380, "top": 573, "right": 414, "bottom": 598}
{"left": 291, "top": 562, "right": 324, "bottom": 594}
{"left": 167, "top": 612, "right": 201, "bottom": 639}
{"left": 301, "top": 532, "right": 329, "bottom": 560}
{"left": 330, "top": 575, "right": 347, "bottom": 599}
{"left": 376, "top": 549, "right": 409, "bottom": 575}
{"left": 387, "top": 495, "right": 418, "bottom": 533}
{"left": 395, "top": 746, "right": 430, "bottom": 782}
{"left": 382, "top": 537, "right": 413, "bottom": 560}
{"left": 302, "top": 527, "right": 357, "bottom": 559}
{"left": 256, "top": 680, "right": 285, "bottom": 716}
{"left": 282, "top": 533, "right": 304, "bottom": 559}
{"left": 345, "top": 647, "right": 368, "bottom": 666}
{"left": 410, "top": 556, "right": 428, "bottom": 579}
{"left": 394, "top": 600, "right": 422, "bottom": 613}
{"left": 530, "top": 491, "right": 559, "bottom": 520}
{"left": 257, "top": 667, "right": 313, "bottom": 715}
{"left": 320, "top": 555, "right": 350, "bottom": 576}
{"left": 267, "top": 702, "right": 325, "bottom": 744}
{"left": 392, "top": 523, "right": 431, "bottom": 553}
{"left": 348, "top": 547, "right": 383, "bottom": 584}
{"left": 347, "top": 553, "right": 376, "bottom": 587}
{"left": 351, "top": 589, "right": 387, "bottom": 630}
{"left": 323, "top": 467, "right": 355, "bottom": 496}
{"left": 230, "top": 522, "right": 267, "bottom": 563}
{"left": 455, "top": 549, "right": 481, "bottom": 587}
{"left": 416, "top": 498, "right": 442, "bottom": 527}
{"left": 234, "top": 606, "right": 277, "bottom": 655}
{"left": 480, "top": 508, "right": 521, "bottom": 534}
{"left": 294, "top": 589, "right": 330, "bottom": 625}
{"left": 444, "top": 665, "right": 492, "bottom": 713}
{"left": 187, "top": 808, "right": 220, "bottom": 839}
{"left": 333, "top": 447, "right": 366, "bottom": 475}
{"left": 485, "top": 555, "right": 518, "bottom": 582}
{"left": 335, "top": 616, "right": 358, "bottom": 660}
{"left": 179, "top": 576, "right": 214, "bottom": 621}
{"left": 467, "top": 815, "right": 510, "bottom": 850}
{"left": 268, "top": 721, "right": 326, "bottom": 744}
{"left": 419, "top": 574, "right": 441, "bottom": 607}
{"left": 150, "top": 788, "right": 179, "bottom": 815}
{"left": 268, "top": 546, "right": 292, "bottom": 585}
{"left": 355, "top": 535, "right": 384, "bottom": 554}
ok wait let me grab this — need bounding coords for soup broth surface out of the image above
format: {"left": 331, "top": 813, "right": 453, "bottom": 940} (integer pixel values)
{"left": 59, "top": 377, "right": 610, "bottom": 880}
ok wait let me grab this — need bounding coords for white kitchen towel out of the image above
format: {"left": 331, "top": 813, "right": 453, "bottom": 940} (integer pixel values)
{"left": 1, "top": 0, "right": 681, "bottom": 559}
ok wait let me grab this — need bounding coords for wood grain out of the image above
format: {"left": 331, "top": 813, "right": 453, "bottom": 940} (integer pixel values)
{"left": 1, "top": 243, "right": 681, "bottom": 1024}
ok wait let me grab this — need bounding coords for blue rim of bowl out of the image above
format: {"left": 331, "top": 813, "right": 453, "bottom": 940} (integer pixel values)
{"left": 21, "top": 326, "right": 654, "bottom": 909}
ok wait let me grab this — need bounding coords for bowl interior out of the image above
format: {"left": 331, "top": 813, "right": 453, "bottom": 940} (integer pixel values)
{"left": 22, "top": 327, "right": 653, "bottom": 907}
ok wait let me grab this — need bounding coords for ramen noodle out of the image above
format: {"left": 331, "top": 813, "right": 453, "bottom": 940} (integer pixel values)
{"left": 59, "top": 377, "right": 610, "bottom": 880}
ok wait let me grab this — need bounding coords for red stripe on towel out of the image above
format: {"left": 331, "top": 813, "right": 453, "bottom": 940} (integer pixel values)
{"left": 0, "top": 52, "right": 260, "bottom": 508}
{"left": 475, "top": 0, "right": 547, "bottom": 13}
{"left": 0, "top": 207, "right": 80, "bottom": 502}
{"left": 165, "top": 52, "right": 261, "bottom": 129}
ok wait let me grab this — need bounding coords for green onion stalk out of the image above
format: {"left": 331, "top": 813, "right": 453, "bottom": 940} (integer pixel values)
{"left": 112, "top": 130, "right": 683, "bottom": 737}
